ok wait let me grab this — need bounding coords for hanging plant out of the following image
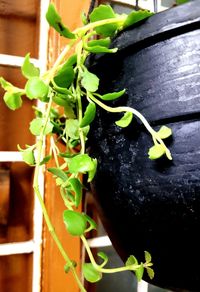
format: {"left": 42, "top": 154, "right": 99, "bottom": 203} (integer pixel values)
{"left": 0, "top": 3, "right": 174, "bottom": 291}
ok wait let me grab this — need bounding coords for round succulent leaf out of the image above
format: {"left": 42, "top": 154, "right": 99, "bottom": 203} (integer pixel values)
{"left": 100, "top": 89, "right": 126, "bottom": 101}
{"left": 136, "top": 265, "right": 144, "bottom": 282}
{"left": 48, "top": 167, "right": 68, "bottom": 181}
{"left": 68, "top": 154, "right": 95, "bottom": 174}
{"left": 46, "top": 3, "right": 75, "bottom": 39}
{"left": 115, "top": 112, "right": 133, "bottom": 128}
{"left": 148, "top": 144, "right": 165, "bottom": 160}
{"left": 21, "top": 53, "right": 40, "bottom": 79}
{"left": 63, "top": 210, "right": 87, "bottom": 236}
{"left": 88, "top": 158, "right": 97, "bottom": 182}
{"left": 89, "top": 5, "right": 118, "bottom": 37}
{"left": 85, "top": 45, "right": 117, "bottom": 54}
{"left": 65, "top": 119, "right": 79, "bottom": 139}
{"left": 80, "top": 102, "right": 96, "bottom": 128}
{"left": 0, "top": 77, "right": 13, "bottom": 91}
{"left": 126, "top": 255, "right": 138, "bottom": 267}
{"left": 25, "top": 77, "right": 49, "bottom": 100}
{"left": 29, "top": 118, "right": 53, "bottom": 136}
{"left": 176, "top": 0, "right": 189, "bottom": 4}
{"left": 88, "top": 38, "right": 111, "bottom": 48}
{"left": 68, "top": 178, "right": 82, "bottom": 207}
{"left": 157, "top": 125, "right": 172, "bottom": 139}
{"left": 39, "top": 155, "right": 52, "bottom": 165}
{"left": 83, "top": 263, "right": 102, "bottom": 283}
{"left": 123, "top": 10, "right": 153, "bottom": 29}
{"left": 54, "top": 63, "right": 75, "bottom": 88}
{"left": 81, "top": 70, "right": 99, "bottom": 92}
{"left": 146, "top": 267, "right": 155, "bottom": 280}
{"left": 144, "top": 251, "right": 152, "bottom": 263}
{"left": 3, "top": 92, "right": 22, "bottom": 110}
{"left": 22, "top": 149, "right": 35, "bottom": 166}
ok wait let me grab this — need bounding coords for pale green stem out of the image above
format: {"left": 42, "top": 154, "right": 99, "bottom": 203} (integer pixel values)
{"left": 81, "top": 236, "right": 141, "bottom": 274}
{"left": 74, "top": 15, "right": 127, "bottom": 35}
{"left": 50, "top": 136, "right": 60, "bottom": 168}
{"left": 33, "top": 96, "right": 86, "bottom": 292}
{"left": 76, "top": 41, "right": 86, "bottom": 154}
{"left": 45, "top": 38, "right": 77, "bottom": 82}
{"left": 44, "top": 16, "right": 127, "bottom": 83}
{"left": 89, "top": 94, "right": 172, "bottom": 160}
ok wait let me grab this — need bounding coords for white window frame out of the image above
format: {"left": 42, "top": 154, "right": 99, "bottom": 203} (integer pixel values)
{"left": 0, "top": 1, "right": 49, "bottom": 291}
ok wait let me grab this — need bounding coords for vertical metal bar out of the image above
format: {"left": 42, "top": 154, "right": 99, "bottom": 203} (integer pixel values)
{"left": 153, "top": 0, "right": 158, "bottom": 12}
{"left": 135, "top": 0, "right": 139, "bottom": 10}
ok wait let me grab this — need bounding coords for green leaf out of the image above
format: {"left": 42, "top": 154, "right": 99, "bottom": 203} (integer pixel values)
{"left": 66, "top": 54, "right": 77, "bottom": 67}
{"left": 0, "top": 77, "right": 13, "bottom": 91}
{"left": 64, "top": 103, "right": 76, "bottom": 119}
{"left": 98, "top": 251, "right": 108, "bottom": 267}
{"left": 84, "top": 38, "right": 117, "bottom": 53}
{"left": 68, "top": 154, "right": 95, "bottom": 174}
{"left": 88, "top": 158, "right": 97, "bottom": 182}
{"left": 54, "top": 62, "right": 75, "bottom": 89}
{"left": 39, "top": 155, "right": 52, "bottom": 165}
{"left": 22, "top": 148, "right": 35, "bottom": 166}
{"left": 148, "top": 144, "right": 165, "bottom": 160}
{"left": 64, "top": 260, "right": 77, "bottom": 273}
{"left": 83, "top": 263, "right": 102, "bottom": 283}
{"left": 89, "top": 5, "right": 118, "bottom": 37}
{"left": 81, "top": 12, "right": 88, "bottom": 25}
{"left": 66, "top": 119, "right": 79, "bottom": 139}
{"left": 136, "top": 265, "right": 144, "bottom": 282}
{"left": 115, "top": 112, "right": 133, "bottom": 128}
{"left": 21, "top": 53, "right": 40, "bottom": 79}
{"left": 146, "top": 267, "right": 155, "bottom": 280}
{"left": 123, "top": 10, "right": 153, "bottom": 29}
{"left": 29, "top": 118, "right": 53, "bottom": 136}
{"left": 48, "top": 167, "right": 68, "bottom": 181}
{"left": 81, "top": 70, "right": 99, "bottom": 92}
{"left": 85, "top": 45, "right": 117, "bottom": 54}
{"left": 99, "top": 89, "right": 126, "bottom": 101}
{"left": 59, "top": 152, "right": 78, "bottom": 158}
{"left": 3, "top": 92, "right": 22, "bottom": 110}
{"left": 63, "top": 210, "right": 87, "bottom": 236}
{"left": 84, "top": 214, "right": 97, "bottom": 232}
{"left": 157, "top": 126, "right": 172, "bottom": 139}
{"left": 51, "top": 80, "right": 73, "bottom": 95}
{"left": 126, "top": 255, "right": 138, "bottom": 267}
{"left": 46, "top": 3, "right": 75, "bottom": 39}
{"left": 176, "top": 0, "right": 189, "bottom": 4}
{"left": 144, "top": 251, "right": 152, "bottom": 263}
{"left": 88, "top": 38, "right": 111, "bottom": 48}
{"left": 52, "top": 94, "right": 70, "bottom": 107}
{"left": 68, "top": 178, "right": 82, "bottom": 207}
{"left": 80, "top": 102, "right": 96, "bottom": 128}
{"left": 25, "top": 77, "right": 49, "bottom": 101}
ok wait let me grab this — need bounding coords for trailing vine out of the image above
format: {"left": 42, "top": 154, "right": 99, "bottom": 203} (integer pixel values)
{"left": 0, "top": 3, "right": 173, "bottom": 291}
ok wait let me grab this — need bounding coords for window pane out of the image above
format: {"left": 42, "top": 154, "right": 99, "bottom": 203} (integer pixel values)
{"left": 0, "top": 253, "right": 33, "bottom": 292}
{"left": 0, "top": 162, "right": 34, "bottom": 243}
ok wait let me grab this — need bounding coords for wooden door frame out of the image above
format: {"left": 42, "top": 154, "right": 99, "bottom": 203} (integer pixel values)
{"left": 41, "top": 1, "right": 91, "bottom": 292}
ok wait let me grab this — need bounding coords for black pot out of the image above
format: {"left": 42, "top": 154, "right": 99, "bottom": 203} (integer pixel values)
{"left": 88, "top": 1, "right": 200, "bottom": 291}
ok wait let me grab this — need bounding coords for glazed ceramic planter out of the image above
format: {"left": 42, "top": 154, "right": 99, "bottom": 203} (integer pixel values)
{"left": 88, "top": 1, "right": 200, "bottom": 291}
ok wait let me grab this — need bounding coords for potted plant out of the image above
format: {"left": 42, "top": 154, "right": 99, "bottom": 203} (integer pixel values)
{"left": 0, "top": 1, "right": 199, "bottom": 291}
